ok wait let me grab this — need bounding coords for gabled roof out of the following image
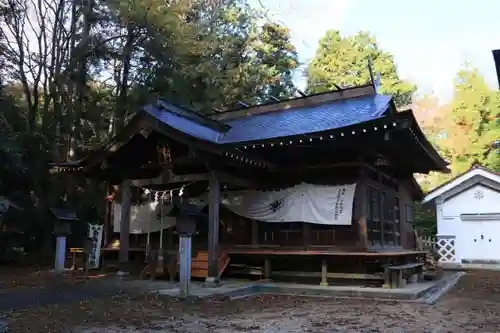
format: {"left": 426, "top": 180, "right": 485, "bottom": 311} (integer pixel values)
{"left": 422, "top": 165, "right": 500, "bottom": 203}
{"left": 50, "top": 84, "right": 449, "bottom": 175}
{"left": 143, "top": 85, "right": 391, "bottom": 144}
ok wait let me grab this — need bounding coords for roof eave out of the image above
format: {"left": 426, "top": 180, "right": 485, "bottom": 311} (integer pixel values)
{"left": 404, "top": 110, "right": 449, "bottom": 173}
{"left": 422, "top": 166, "right": 500, "bottom": 203}
{"left": 219, "top": 113, "right": 400, "bottom": 148}
{"left": 49, "top": 112, "right": 149, "bottom": 174}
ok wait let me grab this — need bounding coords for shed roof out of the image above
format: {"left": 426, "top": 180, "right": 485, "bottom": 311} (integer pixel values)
{"left": 422, "top": 165, "right": 500, "bottom": 203}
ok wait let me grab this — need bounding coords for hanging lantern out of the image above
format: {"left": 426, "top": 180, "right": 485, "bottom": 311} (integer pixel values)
{"left": 157, "top": 141, "right": 172, "bottom": 166}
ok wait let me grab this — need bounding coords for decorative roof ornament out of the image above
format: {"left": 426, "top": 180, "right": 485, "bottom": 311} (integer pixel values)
{"left": 374, "top": 72, "right": 382, "bottom": 94}
{"left": 367, "top": 57, "right": 381, "bottom": 94}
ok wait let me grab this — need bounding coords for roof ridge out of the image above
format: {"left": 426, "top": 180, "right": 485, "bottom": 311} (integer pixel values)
{"left": 212, "top": 84, "right": 376, "bottom": 122}
{"left": 423, "top": 164, "right": 500, "bottom": 203}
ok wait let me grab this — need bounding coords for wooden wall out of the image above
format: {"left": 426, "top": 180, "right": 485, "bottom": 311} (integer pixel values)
{"left": 219, "top": 180, "right": 366, "bottom": 251}
{"left": 108, "top": 166, "right": 418, "bottom": 253}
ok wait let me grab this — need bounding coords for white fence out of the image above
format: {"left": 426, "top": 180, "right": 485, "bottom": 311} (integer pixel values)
{"left": 419, "top": 235, "right": 456, "bottom": 263}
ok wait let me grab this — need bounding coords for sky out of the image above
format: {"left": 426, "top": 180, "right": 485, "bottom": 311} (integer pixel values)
{"left": 249, "top": 0, "right": 500, "bottom": 102}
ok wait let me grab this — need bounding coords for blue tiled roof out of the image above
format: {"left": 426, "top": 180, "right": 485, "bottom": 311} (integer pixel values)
{"left": 220, "top": 94, "right": 391, "bottom": 143}
{"left": 144, "top": 104, "right": 222, "bottom": 143}
{"left": 143, "top": 94, "right": 392, "bottom": 144}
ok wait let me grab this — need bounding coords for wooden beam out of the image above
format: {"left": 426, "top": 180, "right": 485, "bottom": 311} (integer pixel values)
{"left": 214, "top": 171, "right": 257, "bottom": 188}
{"left": 224, "top": 149, "right": 277, "bottom": 171}
{"left": 296, "top": 89, "right": 307, "bottom": 97}
{"left": 84, "top": 116, "right": 146, "bottom": 171}
{"left": 287, "top": 162, "right": 364, "bottom": 171}
{"left": 131, "top": 170, "right": 208, "bottom": 187}
{"left": 191, "top": 147, "right": 278, "bottom": 172}
{"left": 237, "top": 100, "right": 250, "bottom": 108}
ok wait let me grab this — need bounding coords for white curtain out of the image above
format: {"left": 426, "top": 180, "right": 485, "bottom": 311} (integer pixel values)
{"left": 112, "top": 183, "right": 356, "bottom": 231}
{"left": 113, "top": 203, "right": 177, "bottom": 234}
{"left": 220, "top": 183, "right": 356, "bottom": 225}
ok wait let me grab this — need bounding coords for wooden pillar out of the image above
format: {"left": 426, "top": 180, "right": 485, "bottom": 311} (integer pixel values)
{"left": 251, "top": 220, "right": 258, "bottom": 247}
{"left": 206, "top": 171, "right": 220, "bottom": 285}
{"left": 303, "top": 223, "right": 310, "bottom": 249}
{"left": 102, "top": 183, "right": 111, "bottom": 247}
{"left": 320, "top": 259, "right": 328, "bottom": 286}
{"left": 382, "top": 263, "right": 391, "bottom": 288}
{"left": 356, "top": 174, "right": 369, "bottom": 250}
{"left": 264, "top": 259, "right": 271, "bottom": 279}
{"left": 118, "top": 180, "right": 131, "bottom": 275}
{"left": 358, "top": 217, "right": 368, "bottom": 250}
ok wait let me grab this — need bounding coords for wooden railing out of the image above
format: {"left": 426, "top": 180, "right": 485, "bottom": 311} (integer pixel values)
{"left": 419, "top": 236, "right": 436, "bottom": 252}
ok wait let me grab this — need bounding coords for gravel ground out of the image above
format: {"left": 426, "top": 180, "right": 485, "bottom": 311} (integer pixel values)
{"left": 6, "top": 270, "right": 500, "bottom": 333}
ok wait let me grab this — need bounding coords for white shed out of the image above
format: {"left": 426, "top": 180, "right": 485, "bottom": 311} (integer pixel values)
{"left": 423, "top": 166, "right": 500, "bottom": 265}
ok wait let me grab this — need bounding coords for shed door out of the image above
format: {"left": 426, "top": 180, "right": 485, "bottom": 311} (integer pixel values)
{"left": 461, "top": 221, "right": 500, "bottom": 262}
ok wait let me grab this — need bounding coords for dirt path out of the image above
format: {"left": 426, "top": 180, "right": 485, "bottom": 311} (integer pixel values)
{"left": 0, "top": 274, "right": 170, "bottom": 311}
{"left": 6, "top": 271, "right": 500, "bottom": 332}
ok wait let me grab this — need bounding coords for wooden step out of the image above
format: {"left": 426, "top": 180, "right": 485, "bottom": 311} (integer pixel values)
{"left": 190, "top": 250, "right": 230, "bottom": 278}
{"left": 141, "top": 251, "right": 230, "bottom": 279}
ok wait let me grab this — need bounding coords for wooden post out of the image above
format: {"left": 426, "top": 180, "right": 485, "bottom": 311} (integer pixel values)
{"left": 71, "top": 251, "right": 77, "bottom": 270}
{"left": 118, "top": 180, "right": 131, "bottom": 275}
{"left": 382, "top": 264, "right": 391, "bottom": 288}
{"left": 251, "top": 220, "right": 258, "bottom": 247}
{"left": 358, "top": 217, "right": 368, "bottom": 250}
{"left": 303, "top": 223, "right": 310, "bottom": 249}
{"left": 320, "top": 260, "right": 328, "bottom": 286}
{"left": 205, "top": 171, "right": 220, "bottom": 286}
{"left": 102, "top": 182, "right": 113, "bottom": 248}
{"left": 264, "top": 259, "right": 271, "bottom": 279}
{"left": 356, "top": 172, "right": 369, "bottom": 250}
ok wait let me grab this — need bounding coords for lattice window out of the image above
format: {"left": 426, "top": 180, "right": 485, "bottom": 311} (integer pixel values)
{"left": 437, "top": 238, "right": 456, "bottom": 262}
{"left": 394, "top": 197, "right": 401, "bottom": 245}
{"left": 367, "top": 186, "right": 381, "bottom": 245}
{"left": 381, "top": 192, "right": 395, "bottom": 245}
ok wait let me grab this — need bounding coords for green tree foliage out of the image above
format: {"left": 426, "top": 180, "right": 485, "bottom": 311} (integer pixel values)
{"left": 254, "top": 23, "right": 299, "bottom": 101}
{"left": 413, "top": 67, "right": 499, "bottom": 233}
{"left": 448, "top": 68, "right": 500, "bottom": 173}
{"left": 416, "top": 67, "right": 500, "bottom": 191}
{"left": 412, "top": 202, "right": 436, "bottom": 236}
{"left": 306, "top": 30, "right": 416, "bottom": 107}
{"left": 0, "top": 0, "right": 299, "bottom": 255}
